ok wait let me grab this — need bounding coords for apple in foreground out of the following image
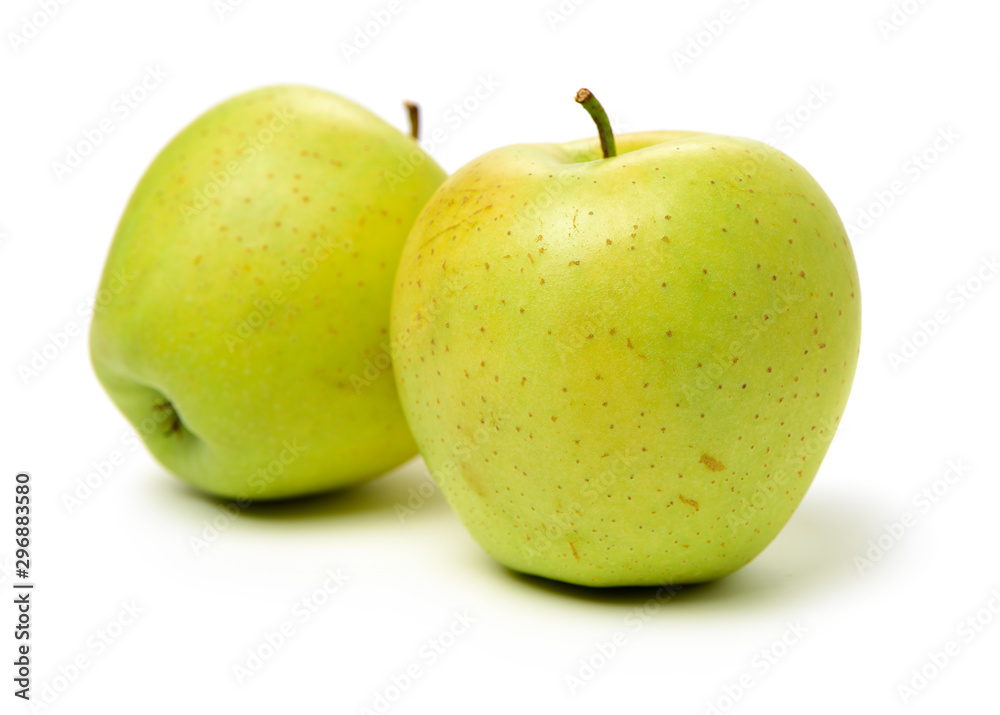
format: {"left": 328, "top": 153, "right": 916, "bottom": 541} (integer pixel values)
{"left": 91, "top": 86, "right": 445, "bottom": 500}
{"left": 390, "top": 89, "right": 860, "bottom": 586}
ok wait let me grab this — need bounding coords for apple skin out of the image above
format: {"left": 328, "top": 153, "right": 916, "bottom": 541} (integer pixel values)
{"left": 391, "top": 131, "right": 860, "bottom": 587}
{"left": 91, "top": 85, "right": 446, "bottom": 500}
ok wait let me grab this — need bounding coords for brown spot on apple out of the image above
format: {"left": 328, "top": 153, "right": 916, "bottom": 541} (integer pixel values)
{"left": 678, "top": 494, "right": 700, "bottom": 510}
{"left": 699, "top": 454, "right": 725, "bottom": 472}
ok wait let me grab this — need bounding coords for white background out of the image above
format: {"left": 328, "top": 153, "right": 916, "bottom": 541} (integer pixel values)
{"left": 2, "top": 0, "right": 999, "bottom": 713}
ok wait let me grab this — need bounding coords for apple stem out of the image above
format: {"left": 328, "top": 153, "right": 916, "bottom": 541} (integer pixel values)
{"left": 404, "top": 101, "right": 420, "bottom": 141}
{"left": 575, "top": 88, "right": 617, "bottom": 159}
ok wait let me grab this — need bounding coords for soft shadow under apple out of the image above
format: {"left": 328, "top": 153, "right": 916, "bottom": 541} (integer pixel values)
{"left": 498, "top": 492, "right": 884, "bottom": 612}
{"left": 147, "top": 456, "right": 450, "bottom": 525}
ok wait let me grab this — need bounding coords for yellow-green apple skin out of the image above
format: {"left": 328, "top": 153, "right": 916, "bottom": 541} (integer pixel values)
{"left": 391, "top": 131, "right": 860, "bottom": 587}
{"left": 90, "top": 86, "right": 446, "bottom": 500}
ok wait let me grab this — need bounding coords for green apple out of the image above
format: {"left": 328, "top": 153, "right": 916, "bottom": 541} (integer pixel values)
{"left": 391, "top": 89, "right": 860, "bottom": 586}
{"left": 91, "top": 85, "right": 446, "bottom": 500}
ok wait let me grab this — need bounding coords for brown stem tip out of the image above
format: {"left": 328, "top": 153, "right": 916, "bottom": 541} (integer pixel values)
{"left": 404, "top": 101, "right": 419, "bottom": 140}
{"left": 574, "top": 88, "right": 617, "bottom": 159}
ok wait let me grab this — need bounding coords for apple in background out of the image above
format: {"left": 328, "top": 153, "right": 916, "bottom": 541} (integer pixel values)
{"left": 391, "top": 89, "right": 860, "bottom": 587}
{"left": 91, "top": 86, "right": 446, "bottom": 500}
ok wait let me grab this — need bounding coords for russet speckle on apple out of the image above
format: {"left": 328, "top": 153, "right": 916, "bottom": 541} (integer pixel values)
{"left": 390, "top": 88, "right": 861, "bottom": 587}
